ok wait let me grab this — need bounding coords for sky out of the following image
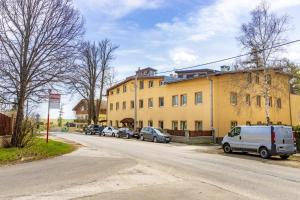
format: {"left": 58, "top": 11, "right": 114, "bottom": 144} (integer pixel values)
{"left": 38, "top": 0, "right": 300, "bottom": 119}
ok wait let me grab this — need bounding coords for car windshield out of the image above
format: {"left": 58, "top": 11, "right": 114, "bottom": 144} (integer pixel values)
{"left": 154, "top": 128, "right": 165, "bottom": 134}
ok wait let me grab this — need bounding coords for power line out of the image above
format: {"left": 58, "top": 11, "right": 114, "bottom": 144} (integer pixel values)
{"left": 111, "top": 39, "right": 300, "bottom": 84}
{"left": 156, "top": 39, "right": 300, "bottom": 75}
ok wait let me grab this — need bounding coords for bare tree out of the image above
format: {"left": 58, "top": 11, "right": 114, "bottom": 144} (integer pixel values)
{"left": 237, "top": 1, "right": 289, "bottom": 124}
{"left": 68, "top": 42, "right": 100, "bottom": 124}
{"left": 0, "top": 0, "right": 83, "bottom": 147}
{"left": 68, "top": 39, "right": 118, "bottom": 124}
{"left": 95, "top": 39, "right": 118, "bottom": 124}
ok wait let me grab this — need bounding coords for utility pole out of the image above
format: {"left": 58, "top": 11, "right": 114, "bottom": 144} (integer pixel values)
{"left": 134, "top": 68, "right": 140, "bottom": 132}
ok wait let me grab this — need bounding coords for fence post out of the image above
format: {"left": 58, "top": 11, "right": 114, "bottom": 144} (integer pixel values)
{"left": 185, "top": 130, "right": 189, "bottom": 143}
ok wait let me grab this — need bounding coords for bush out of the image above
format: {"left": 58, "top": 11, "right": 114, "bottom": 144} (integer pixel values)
{"left": 293, "top": 126, "right": 300, "bottom": 151}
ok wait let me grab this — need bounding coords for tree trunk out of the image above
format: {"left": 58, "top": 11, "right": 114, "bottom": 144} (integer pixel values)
{"left": 96, "top": 73, "right": 105, "bottom": 124}
{"left": 11, "top": 92, "right": 26, "bottom": 147}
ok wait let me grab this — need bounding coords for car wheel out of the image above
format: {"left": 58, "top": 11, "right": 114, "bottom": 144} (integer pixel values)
{"left": 153, "top": 137, "right": 157, "bottom": 143}
{"left": 126, "top": 134, "right": 130, "bottom": 139}
{"left": 280, "top": 155, "right": 290, "bottom": 160}
{"left": 223, "top": 143, "right": 232, "bottom": 153}
{"left": 85, "top": 132, "right": 87, "bottom": 135}
{"left": 112, "top": 133, "right": 115, "bottom": 137}
{"left": 140, "top": 135, "right": 144, "bottom": 141}
{"left": 259, "top": 147, "right": 270, "bottom": 159}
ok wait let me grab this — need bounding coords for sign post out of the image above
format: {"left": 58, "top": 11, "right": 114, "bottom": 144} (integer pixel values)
{"left": 46, "top": 90, "right": 61, "bottom": 143}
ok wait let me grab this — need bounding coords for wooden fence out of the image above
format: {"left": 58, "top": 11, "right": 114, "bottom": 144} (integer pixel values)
{"left": 166, "top": 129, "right": 213, "bottom": 137}
{"left": 0, "top": 113, "right": 12, "bottom": 136}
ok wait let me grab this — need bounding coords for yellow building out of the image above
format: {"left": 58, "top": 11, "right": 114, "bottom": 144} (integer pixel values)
{"left": 107, "top": 67, "right": 300, "bottom": 139}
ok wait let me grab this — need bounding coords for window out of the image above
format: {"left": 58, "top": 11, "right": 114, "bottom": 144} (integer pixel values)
{"left": 180, "top": 121, "right": 187, "bottom": 130}
{"left": 246, "top": 121, "right": 251, "bottom": 126}
{"left": 81, "top": 106, "right": 85, "bottom": 111}
{"left": 172, "top": 121, "right": 178, "bottom": 130}
{"left": 148, "top": 120, "right": 153, "bottom": 127}
{"left": 122, "top": 101, "right": 126, "bottom": 110}
{"left": 130, "top": 100, "right": 134, "bottom": 109}
{"left": 148, "top": 80, "right": 154, "bottom": 88}
{"left": 139, "top": 81, "right": 144, "bottom": 89}
{"left": 148, "top": 98, "right": 153, "bottom": 108}
{"left": 230, "top": 121, "right": 238, "bottom": 129}
{"left": 172, "top": 95, "right": 178, "bottom": 106}
{"left": 139, "top": 99, "right": 144, "bottom": 108}
{"left": 255, "top": 74, "right": 260, "bottom": 84}
{"left": 195, "top": 121, "right": 203, "bottom": 131}
{"left": 180, "top": 94, "right": 187, "bottom": 106}
{"left": 195, "top": 92, "right": 203, "bottom": 104}
{"left": 256, "top": 95, "right": 261, "bottom": 107}
{"left": 159, "top": 97, "right": 164, "bottom": 107}
{"left": 116, "top": 120, "right": 119, "bottom": 127}
{"left": 277, "top": 98, "right": 282, "bottom": 109}
{"left": 110, "top": 91, "right": 114, "bottom": 95}
{"left": 116, "top": 88, "right": 120, "bottom": 94}
{"left": 247, "top": 73, "right": 252, "bottom": 83}
{"left": 158, "top": 121, "right": 164, "bottom": 129}
{"left": 246, "top": 94, "right": 251, "bottom": 106}
{"left": 139, "top": 121, "right": 143, "bottom": 128}
{"left": 230, "top": 92, "right": 237, "bottom": 105}
{"left": 230, "top": 127, "right": 241, "bottom": 137}
{"left": 109, "top": 120, "right": 112, "bottom": 126}
{"left": 123, "top": 85, "right": 127, "bottom": 93}
{"left": 268, "top": 96, "right": 272, "bottom": 107}
{"left": 110, "top": 103, "right": 113, "bottom": 111}
{"left": 266, "top": 74, "right": 272, "bottom": 85}
{"left": 159, "top": 80, "right": 164, "bottom": 86}
{"left": 116, "top": 102, "right": 119, "bottom": 110}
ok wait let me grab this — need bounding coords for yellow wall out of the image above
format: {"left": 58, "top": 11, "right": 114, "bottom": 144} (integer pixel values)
{"left": 213, "top": 72, "right": 291, "bottom": 137}
{"left": 107, "top": 71, "right": 299, "bottom": 138}
{"left": 291, "top": 94, "right": 300, "bottom": 126}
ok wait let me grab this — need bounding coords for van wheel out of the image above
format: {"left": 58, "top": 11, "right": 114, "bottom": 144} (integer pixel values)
{"left": 223, "top": 143, "right": 232, "bottom": 153}
{"left": 280, "top": 155, "right": 289, "bottom": 160}
{"left": 153, "top": 137, "right": 157, "bottom": 143}
{"left": 259, "top": 147, "right": 270, "bottom": 159}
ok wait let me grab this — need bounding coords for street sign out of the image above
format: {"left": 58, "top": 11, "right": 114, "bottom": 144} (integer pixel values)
{"left": 49, "top": 93, "right": 61, "bottom": 109}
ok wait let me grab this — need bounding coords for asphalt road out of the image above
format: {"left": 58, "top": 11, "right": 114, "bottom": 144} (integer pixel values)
{"left": 0, "top": 133, "right": 300, "bottom": 200}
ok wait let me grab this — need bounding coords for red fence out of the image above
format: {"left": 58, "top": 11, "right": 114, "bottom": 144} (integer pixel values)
{"left": 166, "top": 129, "right": 185, "bottom": 136}
{"left": 0, "top": 113, "right": 12, "bottom": 136}
{"left": 166, "top": 129, "right": 213, "bottom": 137}
{"left": 189, "top": 130, "right": 213, "bottom": 137}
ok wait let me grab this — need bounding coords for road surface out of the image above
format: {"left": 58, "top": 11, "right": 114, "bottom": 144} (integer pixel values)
{"left": 0, "top": 133, "right": 299, "bottom": 200}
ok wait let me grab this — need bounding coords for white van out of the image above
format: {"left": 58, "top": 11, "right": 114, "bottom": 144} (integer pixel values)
{"left": 222, "top": 125, "right": 297, "bottom": 159}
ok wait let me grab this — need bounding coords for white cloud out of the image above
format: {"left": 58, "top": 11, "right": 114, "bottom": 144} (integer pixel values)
{"left": 169, "top": 48, "right": 199, "bottom": 65}
{"left": 75, "top": 0, "right": 164, "bottom": 19}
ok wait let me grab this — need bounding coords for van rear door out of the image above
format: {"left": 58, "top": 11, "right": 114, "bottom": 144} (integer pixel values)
{"left": 274, "top": 126, "right": 295, "bottom": 154}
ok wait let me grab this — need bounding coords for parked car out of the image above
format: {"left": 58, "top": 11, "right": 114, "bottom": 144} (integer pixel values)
{"left": 102, "top": 126, "right": 119, "bottom": 137}
{"left": 85, "top": 125, "right": 104, "bottom": 135}
{"left": 116, "top": 128, "right": 139, "bottom": 139}
{"left": 140, "top": 127, "right": 171, "bottom": 143}
{"left": 222, "top": 125, "right": 297, "bottom": 159}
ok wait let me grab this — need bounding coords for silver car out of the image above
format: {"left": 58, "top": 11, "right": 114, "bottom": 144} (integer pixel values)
{"left": 222, "top": 125, "right": 296, "bottom": 159}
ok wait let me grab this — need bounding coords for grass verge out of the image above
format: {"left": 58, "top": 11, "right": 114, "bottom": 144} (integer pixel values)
{"left": 0, "top": 137, "right": 76, "bottom": 165}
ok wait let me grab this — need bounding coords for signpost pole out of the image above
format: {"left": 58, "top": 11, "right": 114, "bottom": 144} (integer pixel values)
{"left": 46, "top": 89, "right": 51, "bottom": 143}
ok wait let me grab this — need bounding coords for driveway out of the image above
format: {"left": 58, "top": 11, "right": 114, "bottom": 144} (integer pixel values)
{"left": 0, "top": 132, "right": 299, "bottom": 200}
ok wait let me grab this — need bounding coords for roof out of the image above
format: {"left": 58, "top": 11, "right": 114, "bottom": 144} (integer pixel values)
{"left": 175, "top": 68, "right": 218, "bottom": 74}
{"left": 72, "top": 99, "right": 107, "bottom": 111}
{"left": 136, "top": 67, "right": 157, "bottom": 73}
{"left": 166, "top": 67, "right": 292, "bottom": 84}
{"left": 107, "top": 75, "right": 165, "bottom": 92}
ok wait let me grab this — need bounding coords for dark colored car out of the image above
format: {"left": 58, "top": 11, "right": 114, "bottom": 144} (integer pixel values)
{"left": 116, "top": 128, "right": 139, "bottom": 139}
{"left": 140, "top": 127, "right": 171, "bottom": 143}
{"left": 85, "top": 125, "right": 105, "bottom": 135}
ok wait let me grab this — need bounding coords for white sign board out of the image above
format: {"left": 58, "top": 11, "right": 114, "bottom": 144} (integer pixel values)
{"left": 49, "top": 93, "right": 61, "bottom": 109}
